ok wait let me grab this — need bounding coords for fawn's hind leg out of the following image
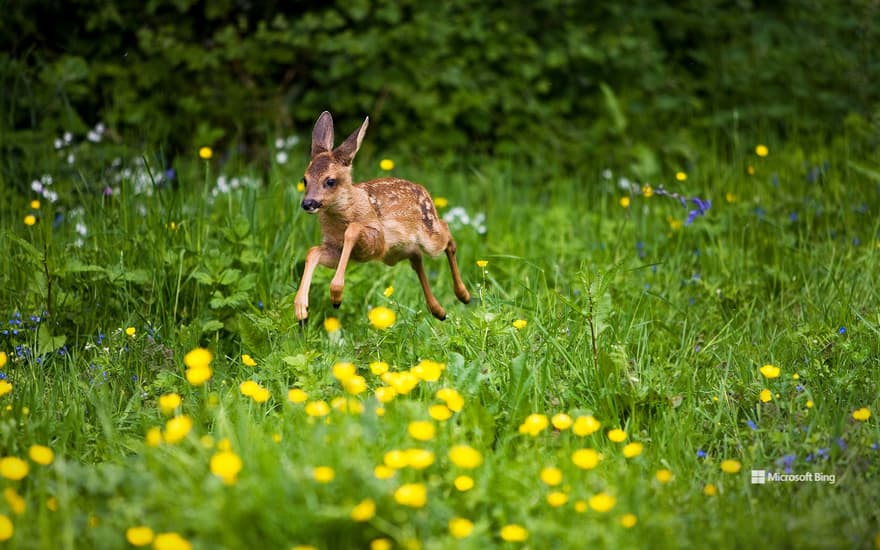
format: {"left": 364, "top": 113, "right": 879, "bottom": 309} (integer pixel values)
{"left": 445, "top": 237, "right": 471, "bottom": 304}
{"left": 410, "top": 254, "right": 447, "bottom": 320}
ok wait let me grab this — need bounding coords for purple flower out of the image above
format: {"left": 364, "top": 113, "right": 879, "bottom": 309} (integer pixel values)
{"left": 838, "top": 326, "right": 846, "bottom": 335}
{"left": 746, "top": 420, "right": 758, "bottom": 431}
{"left": 103, "top": 186, "right": 113, "bottom": 196}
{"left": 696, "top": 449, "right": 707, "bottom": 459}
{"left": 835, "top": 438, "right": 847, "bottom": 451}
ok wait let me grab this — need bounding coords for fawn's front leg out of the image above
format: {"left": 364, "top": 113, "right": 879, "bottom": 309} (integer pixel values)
{"left": 295, "top": 245, "right": 340, "bottom": 321}
{"left": 329, "top": 222, "right": 365, "bottom": 307}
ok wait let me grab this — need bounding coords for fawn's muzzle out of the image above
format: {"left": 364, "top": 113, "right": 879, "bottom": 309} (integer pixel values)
{"left": 301, "top": 199, "right": 321, "bottom": 213}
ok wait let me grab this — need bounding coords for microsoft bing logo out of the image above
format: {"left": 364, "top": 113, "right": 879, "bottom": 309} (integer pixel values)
{"left": 751, "top": 470, "right": 766, "bottom": 484}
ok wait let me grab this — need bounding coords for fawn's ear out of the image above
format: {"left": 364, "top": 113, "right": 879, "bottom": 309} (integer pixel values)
{"left": 311, "top": 111, "right": 335, "bottom": 157}
{"left": 334, "top": 116, "right": 369, "bottom": 166}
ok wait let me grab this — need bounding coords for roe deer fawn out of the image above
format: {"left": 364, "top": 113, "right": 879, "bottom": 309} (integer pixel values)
{"left": 293, "top": 111, "right": 471, "bottom": 322}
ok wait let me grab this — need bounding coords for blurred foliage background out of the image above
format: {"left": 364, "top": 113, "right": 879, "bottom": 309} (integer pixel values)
{"left": 2, "top": 0, "right": 879, "bottom": 186}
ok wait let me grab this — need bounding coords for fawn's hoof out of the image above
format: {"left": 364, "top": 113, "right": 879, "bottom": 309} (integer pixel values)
{"left": 298, "top": 318, "right": 308, "bottom": 328}
{"left": 332, "top": 302, "right": 341, "bottom": 309}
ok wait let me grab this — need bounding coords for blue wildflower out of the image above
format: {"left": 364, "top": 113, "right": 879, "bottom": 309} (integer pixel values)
{"left": 696, "top": 449, "right": 707, "bottom": 459}
{"left": 838, "top": 327, "right": 846, "bottom": 335}
{"left": 835, "top": 438, "right": 847, "bottom": 451}
{"left": 746, "top": 420, "right": 758, "bottom": 431}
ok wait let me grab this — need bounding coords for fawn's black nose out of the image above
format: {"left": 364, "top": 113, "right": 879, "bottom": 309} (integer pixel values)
{"left": 301, "top": 199, "right": 321, "bottom": 213}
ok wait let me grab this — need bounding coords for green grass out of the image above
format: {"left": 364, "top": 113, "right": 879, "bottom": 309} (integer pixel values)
{"left": 0, "top": 137, "right": 878, "bottom": 549}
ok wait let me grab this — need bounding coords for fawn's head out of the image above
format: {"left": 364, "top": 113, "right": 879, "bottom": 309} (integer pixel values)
{"left": 301, "top": 111, "right": 369, "bottom": 214}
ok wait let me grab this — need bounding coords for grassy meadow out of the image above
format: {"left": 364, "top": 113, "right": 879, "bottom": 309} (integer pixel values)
{"left": 0, "top": 134, "right": 878, "bottom": 549}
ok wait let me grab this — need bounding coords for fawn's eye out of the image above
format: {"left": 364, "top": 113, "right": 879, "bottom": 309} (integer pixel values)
{"left": 325, "top": 178, "right": 336, "bottom": 188}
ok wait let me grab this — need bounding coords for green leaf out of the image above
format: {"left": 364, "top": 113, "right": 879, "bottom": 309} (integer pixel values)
{"left": 37, "top": 325, "right": 67, "bottom": 356}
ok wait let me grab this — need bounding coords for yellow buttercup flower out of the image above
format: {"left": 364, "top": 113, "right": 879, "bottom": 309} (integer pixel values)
{"left": 185, "top": 365, "right": 212, "bottom": 386}
{"left": 518, "top": 413, "right": 549, "bottom": 436}
{"left": 404, "top": 448, "right": 435, "bottom": 469}
{"left": 374, "top": 386, "right": 398, "bottom": 403}
{"left": 622, "top": 442, "right": 644, "bottom": 458}
{"left": 429, "top": 404, "right": 453, "bottom": 421}
{"left": 163, "top": 415, "right": 192, "bottom": 444}
{"left": 0, "top": 457, "right": 29, "bottom": 480}
{"left": 342, "top": 375, "right": 367, "bottom": 395}
{"left": 476, "top": 260, "right": 489, "bottom": 268}
{"left": 0, "top": 351, "right": 6, "bottom": 368}
{"left": 588, "top": 492, "right": 616, "bottom": 513}
{"left": 759, "top": 364, "right": 780, "bottom": 379}
{"left": 572, "top": 415, "right": 601, "bottom": 436}
{"left": 448, "top": 445, "right": 483, "bottom": 469}
{"left": 158, "top": 393, "right": 182, "bottom": 416}
{"left": 351, "top": 498, "right": 376, "bottom": 522}
{"left": 239, "top": 380, "right": 260, "bottom": 397}
{"left": 368, "top": 306, "right": 396, "bottom": 330}
{"left": 30, "top": 200, "right": 41, "bottom": 209}
{"left": 540, "top": 466, "right": 563, "bottom": 486}
{"left": 332, "top": 362, "right": 356, "bottom": 381}
{"left": 0, "top": 514, "right": 12, "bottom": 541}
{"left": 24, "top": 214, "right": 37, "bottom": 226}
{"left": 434, "top": 196, "right": 449, "bottom": 208}
{"left": 499, "top": 524, "right": 528, "bottom": 542}
{"left": 571, "top": 448, "right": 601, "bottom": 470}
{"left": 408, "top": 421, "right": 436, "bottom": 441}
{"left": 323, "top": 317, "right": 341, "bottom": 333}
{"left": 642, "top": 184, "right": 654, "bottom": 198}
{"left": 370, "top": 361, "right": 389, "bottom": 375}
{"left": 312, "top": 466, "right": 335, "bottom": 483}
{"left": 607, "top": 428, "right": 627, "bottom": 442}
{"left": 370, "top": 539, "right": 392, "bottom": 550}
{"left": 703, "top": 483, "right": 717, "bottom": 496}
{"left": 394, "top": 483, "right": 427, "bottom": 508}
{"left": 619, "top": 196, "right": 631, "bottom": 208}
{"left": 675, "top": 171, "right": 687, "bottom": 181}
{"left": 125, "top": 326, "right": 136, "bottom": 337}
{"left": 305, "top": 400, "right": 331, "bottom": 417}
{"left": 210, "top": 451, "right": 243, "bottom": 485}
{"left": 852, "top": 407, "right": 871, "bottom": 421}
{"left": 4, "top": 488, "right": 24, "bottom": 515}
{"left": 512, "top": 319, "right": 528, "bottom": 330}
{"left": 759, "top": 389, "right": 772, "bottom": 403}
{"left": 546, "top": 491, "right": 568, "bottom": 507}
{"left": 241, "top": 354, "right": 257, "bottom": 367}
{"left": 288, "top": 388, "right": 308, "bottom": 403}
{"left": 198, "top": 146, "right": 213, "bottom": 160}
{"left": 374, "top": 464, "right": 395, "bottom": 479}
{"left": 0, "top": 381, "right": 12, "bottom": 397}
{"left": 145, "top": 427, "right": 163, "bottom": 447}
{"left": 384, "top": 450, "right": 409, "bottom": 469}
{"left": 251, "top": 386, "right": 271, "bottom": 403}
{"left": 448, "top": 517, "right": 474, "bottom": 539}
{"left": 436, "top": 387, "right": 464, "bottom": 411}
{"left": 656, "top": 469, "right": 673, "bottom": 483}
{"left": 411, "top": 359, "right": 445, "bottom": 382}
{"left": 379, "top": 159, "right": 395, "bottom": 171}
{"left": 383, "top": 285, "right": 394, "bottom": 297}
{"left": 454, "top": 475, "right": 474, "bottom": 491}
{"left": 620, "top": 513, "right": 637, "bottom": 528}
{"left": 755, "top": 144, "right": 769, "bottom": 157}
{"left": 28, "top": 445, "right": 54, "bottom": 466}
{"left": 125, "top": 526, "right": 155, "bottom": 546}
{"left": 551, "top": 413, "right": 573, "bottom": 430}
{"left": 720, "top": 459, "right": 742, "bottom": 474}
{"left": 184, "top": 348, "right": 213, "bottom": 369}
{"left": 574, "top": 500, "right": 588, "bottom": 513}
{"left": 297, "top": 180, "right": 306, "bottom": 192}
{"left": 153, "top": 532, "right": 192, "bottom": 550}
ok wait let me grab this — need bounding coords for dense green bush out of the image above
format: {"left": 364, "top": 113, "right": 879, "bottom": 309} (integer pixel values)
{"left": 2, "top": 0, "right": 879, "bottom": 186}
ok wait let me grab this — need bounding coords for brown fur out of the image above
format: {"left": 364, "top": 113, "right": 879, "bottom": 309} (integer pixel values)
{"left": 294, "top": 111, "right": 470, "bottom": 322}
